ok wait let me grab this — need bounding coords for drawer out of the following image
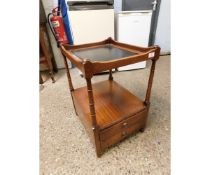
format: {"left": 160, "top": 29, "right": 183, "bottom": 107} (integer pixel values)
{"left": 100, "top": 109, "right": 148, "bottom": 149}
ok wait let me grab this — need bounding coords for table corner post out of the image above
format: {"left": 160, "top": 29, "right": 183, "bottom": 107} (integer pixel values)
{"left": 61, "top": 52, "right": 74, "bottom": 92}
{"left": 85, "top": 77, "right": 102, "bottom": 156}
{"left": 83, "top": 59, "right": 102, "bottom": 156}
{"left": 144, "top": 46, "right": 160, "bottom": 106}
{"left": 108, "top": 69, "right": 113, "bottom": 81}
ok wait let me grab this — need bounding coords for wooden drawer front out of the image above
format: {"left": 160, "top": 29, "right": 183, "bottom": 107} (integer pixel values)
{"left": 100, "top": 110, "right": 148, "bottom": 149}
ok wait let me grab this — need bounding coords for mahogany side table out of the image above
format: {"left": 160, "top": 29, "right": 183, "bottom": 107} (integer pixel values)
{"left": 60, "top": 38, "right": 160, "bottom": 157}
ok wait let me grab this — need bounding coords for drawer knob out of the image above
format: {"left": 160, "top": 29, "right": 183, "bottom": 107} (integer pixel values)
{"left": 122, "top": 122, "right": 128, "bottom": 128}
{"left": 122, "top": 131, "right": 128, "bottom": 137}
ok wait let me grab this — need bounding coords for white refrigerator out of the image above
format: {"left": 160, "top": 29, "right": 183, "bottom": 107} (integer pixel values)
{"left": 116, "top": 11, "right": 152, "bottom": 71}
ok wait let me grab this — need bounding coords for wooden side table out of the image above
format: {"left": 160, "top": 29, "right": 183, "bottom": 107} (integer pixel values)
{"left": 60, "top": 38, "right": 160, "bottom": 157}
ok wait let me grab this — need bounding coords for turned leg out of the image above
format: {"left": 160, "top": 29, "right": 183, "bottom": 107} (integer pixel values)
{"left": 86, "top": 78, "right": 102, "bottom": 157}
{"left": 45, "top": 53, "right": 55, "bottom": 83}
{"left": 108, "top": 69, "right": 113, "bottom": 81}
{"left": 40, "top": 73, "right": 43, "bottom": 84}
{"left": 139, "top": 113, "right": 149, "bottom": 133}
{"left": 61, "top": 54, "right": 79, "bottom": 116}
{"left": 96, "top": 151, "right": 102, "bottom": 158}
{"left": 62, "top": 55, "right": 74, "bottom": 92}
{"left": 49, "top": 70, "right": 55, "bottom": 83}
{"left": 139, "top": 128, "right": 145, "bottom": 133}
{"left": 144, "top": 46, "right": 160, "bottom": 105}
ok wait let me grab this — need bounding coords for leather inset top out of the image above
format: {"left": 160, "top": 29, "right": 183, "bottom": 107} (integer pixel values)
{"left": 72, "top": 44, "right": 136, "bottom": 61}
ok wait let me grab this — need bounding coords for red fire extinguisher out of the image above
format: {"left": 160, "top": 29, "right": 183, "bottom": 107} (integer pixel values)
{"left": 47, "top": 7, "right": 68, "bottom": 45}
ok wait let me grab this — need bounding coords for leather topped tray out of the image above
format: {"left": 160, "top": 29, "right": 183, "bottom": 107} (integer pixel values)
{"left": 72, "top": 44, "right": 137, "bottom": 61}
{"left": 60, "top": 37, "right": 158, "bottom": 77}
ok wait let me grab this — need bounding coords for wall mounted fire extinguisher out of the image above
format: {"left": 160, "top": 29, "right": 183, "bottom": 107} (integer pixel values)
{"left": 47, "top": 7, "right": 68, "bottom": 46}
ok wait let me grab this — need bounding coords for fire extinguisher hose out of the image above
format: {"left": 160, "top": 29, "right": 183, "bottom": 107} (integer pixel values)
{"left": 47, "top": 13, "right": 59, "bottom": 47}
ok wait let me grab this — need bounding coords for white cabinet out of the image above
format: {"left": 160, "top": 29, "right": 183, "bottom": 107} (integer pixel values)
{"left": 116, "top": 11, "right": 152, "bottom": 71}
{"left": 69, "top": 9, "right": 114, "bottom": 45}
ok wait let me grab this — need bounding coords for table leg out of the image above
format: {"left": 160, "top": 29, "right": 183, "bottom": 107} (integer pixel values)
{"left": 40, "top": 73, "right": 43, "bottom": 84}
{"left": 109, "top": 69, "right": 113, "bottom": 81}
{"left": 86, "top": 78, "right": 102, "bottom": 157}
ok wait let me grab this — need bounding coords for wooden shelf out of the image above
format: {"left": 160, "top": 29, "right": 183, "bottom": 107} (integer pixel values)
{"left": 72, "top": 80, "right": 146, "bottom": 130}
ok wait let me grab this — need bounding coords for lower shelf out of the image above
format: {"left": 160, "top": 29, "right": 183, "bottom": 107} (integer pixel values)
{"left": 72, "top": 80, "right": 146, "bottom": 130}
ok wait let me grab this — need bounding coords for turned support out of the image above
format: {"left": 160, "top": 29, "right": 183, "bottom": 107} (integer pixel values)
{"left": 86, "top": 78, "right": 102, "bottom": 157}
{"left": 144, "top": 47, "right": 160, "bottom": 105}
{"left": 39, "top": 73, "right": 43, "bottom": 84}
{"left": 49, "top": 71, "right": 55, "bottom": 83}
{"left": 108, "top": 69, "right": 113, "bottom": 80}
{"left": 144, "top": 60, "right": 156, "bottom": 105}
{"left": 62, "top": 54, "right": 74, "bottom": 92}
{"left": 85, "top": 78, "right": 97, "bottom": 128}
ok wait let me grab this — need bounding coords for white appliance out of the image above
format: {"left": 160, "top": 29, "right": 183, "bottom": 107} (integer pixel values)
{"left": 67, "top": 0, "right": 114, "bottom": 45}
{"left": 116, "top": 11, "right": 152, "bottom": 71}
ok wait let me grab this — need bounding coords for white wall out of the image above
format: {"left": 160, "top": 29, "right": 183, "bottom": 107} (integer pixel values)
{"left": 154, "top": 0, "right": 171, "bottom": 53}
